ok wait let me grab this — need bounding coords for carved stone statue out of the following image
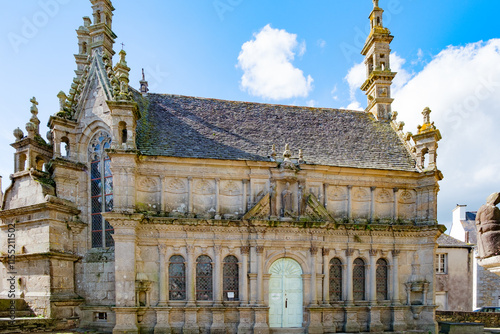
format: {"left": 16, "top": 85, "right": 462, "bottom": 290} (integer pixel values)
{"left": 281, "top": 182, "right": 294, "bottom": 217}
{"left": 476, "top": 193, "right": 500, "bottom": 259}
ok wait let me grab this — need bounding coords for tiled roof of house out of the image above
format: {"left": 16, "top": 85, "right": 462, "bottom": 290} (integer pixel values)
{"left": 437, "top": 234, "right": 473, "bottom": 248}
{"left": 135, "top": 93, "right": 417, "bottom": 171}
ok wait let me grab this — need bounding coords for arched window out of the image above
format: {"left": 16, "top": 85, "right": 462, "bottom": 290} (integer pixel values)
{"left": 89, "top": 132, "right": 113, "bottom": 248}
{"left": 353, "top": 258, "right": 366, "bottom": 300}
{"left": 329, "top": 258, "right": 343, "bottom": 302}
{"left": 376, "top": 258, "right": 389, "bottom": 301}
{"left": 169, "top": 255, "right": 186, "bottom": 301}
{"left": 196, "top": 255, "right": 213, "bottom": 301}
{"left": 223, "top": 255, "right": 239, "bottom": 301}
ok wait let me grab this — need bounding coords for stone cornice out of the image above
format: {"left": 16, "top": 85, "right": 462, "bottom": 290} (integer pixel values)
{"left": 0, "top": 198, "right": 80, "bottom": 219}
{"left": 0, "top": 251, "right": 81, "bottom": 263}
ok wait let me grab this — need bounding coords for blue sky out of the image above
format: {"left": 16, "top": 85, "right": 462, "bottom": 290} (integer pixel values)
{"left": 1, "top": 0, "right": 500, "bottom": 230}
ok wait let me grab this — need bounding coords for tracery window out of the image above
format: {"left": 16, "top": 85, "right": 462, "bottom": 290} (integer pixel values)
{"left": 353, "top": 258, "right": 366, "bottom": 300}
{"left": 223, "top": 255, "right": 239, "bottom": 301}
{"left": 169, "top": 255, "right": 186, "bottom": 300}
{"left": 329, "top": 258, "right": 343, "bottom": 301}
{"left": 196, "top": 255, "right": 213, "bottom": 301}
{"left": 376, "top": 258, "right": 389, "bottom": 301}
{"left": 89, "top": 132, "right": 114, "bottom": 248}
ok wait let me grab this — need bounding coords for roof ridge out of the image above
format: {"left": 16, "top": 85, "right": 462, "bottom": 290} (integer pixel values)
{"left": 148, "top": 92, "right": 367, "bottom": 114}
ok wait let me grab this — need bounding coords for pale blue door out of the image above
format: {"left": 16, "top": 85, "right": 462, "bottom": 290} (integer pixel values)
{"left": 269, "top": 258, "right": 303, "bottom": 328}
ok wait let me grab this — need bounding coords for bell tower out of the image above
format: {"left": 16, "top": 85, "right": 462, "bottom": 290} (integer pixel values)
{"left": 360, "top": 0, "right": 396, "bottom": 121}
{"left": 88, "top": 0, "right": 117, "bottom": 59}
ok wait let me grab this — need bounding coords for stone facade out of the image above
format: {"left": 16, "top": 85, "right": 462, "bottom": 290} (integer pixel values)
{"left": 449, "top": 207, "right": 500, "bottom": 310}
{"left": 0, "top": 1, "right": 445, "bottom": 333}
{"left": 435, "top": 234, "right": 473, "bottom": 311}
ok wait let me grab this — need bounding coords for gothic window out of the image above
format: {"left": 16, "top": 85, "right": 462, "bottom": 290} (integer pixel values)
{"left": 196, "top": 255, "right": 213, "bottom": 301}
{"left": 169, "top": 255, "right": 186, "bottom": 300}
{"left": 223, "top": 255, "right": 239, "bottom": 301}
{"left": 376, "top": 258, "right": 389, "bottom": 301}
{"left": 89, "top": 132, "right": 114, "bottom": 248}
{"left": 353, "top": 258, "right": 365, "bottom": 300}
{"left": 329, "top": 258, "right": 343, "bottom": 302}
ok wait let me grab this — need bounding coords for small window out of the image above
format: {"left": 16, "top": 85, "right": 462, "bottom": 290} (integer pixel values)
{"left": 436, "top": 253, "right": 447, "bottom": 274}
{"left": 169, "top": 255, "right": 186, "bottom": 300}
{"left": 223, "top": 255, "right": 239, "bottom": 301}
{"left": 376, "top": 258, "right": 389, "bottom": 301}
{"left": 196, "top": 255, "right": 213, "bottom": 301}
{"left": 329, "top": 258, "right": 343, "bottom": 301}
{"left": 353, "top": 258, "right": 365, "bottom": 301}
{"left": 94, "top": 312, "right": 107, "bottom": 322}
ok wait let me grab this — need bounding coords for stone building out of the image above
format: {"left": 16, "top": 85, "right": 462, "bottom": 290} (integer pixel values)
{"left": 435, "top": 234, "right": 473, "bottom": 311}
{"left": 0, "top": 1, "right": 445, "bottom": 333}
{"left": 450, "top": 206, "right": 500, "bottom": 310}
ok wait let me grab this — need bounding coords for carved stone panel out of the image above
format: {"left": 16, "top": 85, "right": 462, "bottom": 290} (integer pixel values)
{"left": 375, "top": 188, "right": 393, "bottom": 219}
{"left": 165, "top": 178, "right": 188, "bottom": 214}
{"left": 327, "top": 186, "right": 348, "bottom": 218}
{"left": 219, "top": 180, "right": 243, "bottom": 215}
{"left": 136, "top": 176, "right": 161, "bottom": 212}
{"left": 398, "top": 190, "right": 416, "bottom": 219}
{"left": 193, "top": 179, "right": 216, "bottom": 217}
{"left": 351, "top": 187, "right": 370, "bottom": 219}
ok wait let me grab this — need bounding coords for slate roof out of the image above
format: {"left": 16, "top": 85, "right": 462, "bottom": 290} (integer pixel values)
{"left": 437, "top": 234, "right": 473, "bottom": 248}
{"left": 135, "top": 93, "right": 417, "bottom": 172}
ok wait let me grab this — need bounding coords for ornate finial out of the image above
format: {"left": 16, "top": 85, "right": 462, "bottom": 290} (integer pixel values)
{"left": 298, "top": 149, "right": 304, "bottom": 164}
{"left": 142, "top": 68, "right": 145, "bottom": 81}
{"left": 422, "top": 107, "right": 431, "bottom": 124}
{"left": 283, "top": 144, "right": 292, "bottom": 160}
{"left": 30, "top": 97, "right": 39, "bottom": 116}
{"left": 119, "top": 49, "right": 127, "bottom": 66}
{"left": 57, "top": 91, "right": 67, "bottom": 111}
{"left": 29, "top": 97, "right": 40, "bottom": 135}
{"left": 13, "top": 128, "right": 24, "bottom": 141}
{"left": 391, "top": 111, "right": 398, "bottom": 121}
{"left": 46, "top": 130, "right": 53, "bottom": 144}
{"left": 271, "top": 144, "right": 277, "bottom": 161}
{"left": 373, "top": 0, "right": 379, "bottom": 8}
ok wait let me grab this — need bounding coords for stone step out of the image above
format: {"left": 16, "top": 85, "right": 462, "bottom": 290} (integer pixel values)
{"left": 0, "top": 299, "right": 32, "bottom": 312}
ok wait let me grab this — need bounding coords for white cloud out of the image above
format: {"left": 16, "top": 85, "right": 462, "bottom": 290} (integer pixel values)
{"left": 331, "top": 85, "right": 338, "bottom": 101}
{"left": 317, "top": 39, "right": 327, "bottom": 48}
{"left": 237, "top": 24, "right": 313, "bottom": 100}
{"left": 307, "top": 100, "right": 316, "bottom": 107}
{"left": 392, "top": 39, "right": 500, "bottom": 228}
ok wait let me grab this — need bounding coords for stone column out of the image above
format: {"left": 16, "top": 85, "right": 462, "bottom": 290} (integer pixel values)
{"left": 240, "top": 246, "right": 250, "bottom": 305}
{"left": 345, "top": 249, "right": 354, "bottom": 305}
{"left": 153, "top": 307, "right": 172, "bottom": 334}
{"left": 369, "top": 249, "right": 378, "bottom": 305}
{"left": 186, "top": 245, "right": 195, "bottom": 306}
{"left": 310, "top": 247, "right": 319, "bottom": 306}
{"left": 157, "top": 244, "right": 168, "bottom": 306}
{"left": 187, "top": 177, "right": 193, "bottom": 216}
{"left": 242, "top": 180, "right": 249, "bottom": 213}
{"left": 347, "top": 186, "right": 353, "bottom": 220}
{"left": 393, "top": 188, "right": 399, "bottom": 221}
{"left": 215, "top": 178, "right": 221, "bottom": 219}
{"left": 391, "top": 250, "right": 401, "bottom": 305}
{"left": 214, "top": 245, "right": 223, "bottom": 305}
{"left": 256, "top": 246, "right": 264, "bottom": 305}
{"left": 370, "top": 187, "right": 376, "bottom": 221}
{"left": 105, "top": 214, "right": 143, "bottom": 334}
{"left": 322, "top": 248, "right": 330, "bottom": 306}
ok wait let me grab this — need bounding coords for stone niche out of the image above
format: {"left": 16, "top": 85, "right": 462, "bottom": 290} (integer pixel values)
{"left": 219, "top": 180, "right": 244, "bottom": 218}
{"left": 165, "top": 178, "right": 188, "bottom": 216}
{"left": 327, "top": 186, "right": 348, "bottom": 218}
{"left": 351, "top": 187, "right": 370, "bottom": 220}
{"left": 136, "top": 176, "right": 161, "bottom": 213}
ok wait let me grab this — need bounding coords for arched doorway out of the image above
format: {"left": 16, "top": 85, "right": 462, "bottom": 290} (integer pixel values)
{"left": 269, "top": 258, "right": 303, "bottom": 328}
